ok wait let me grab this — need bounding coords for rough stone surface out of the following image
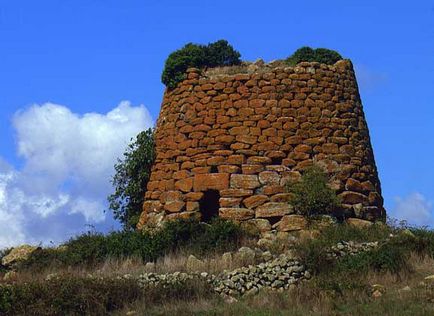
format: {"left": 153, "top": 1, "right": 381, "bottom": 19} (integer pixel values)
{"left": 138, "top": 60, "right": 385, "bottom": 230}
{"left": 346, "top": 217, "right": 374, "bottom": 228}
{"left": 186, "top": 255, "right": 206, "bottom": 272}
{"left": 2, "top": 245, "right": 40, "bottom": 268}
{"left": 256, "top": 203, "right": 293, "bottom": 218}
{"left": 275, "top": 215, "right": 308, "bottom": 231}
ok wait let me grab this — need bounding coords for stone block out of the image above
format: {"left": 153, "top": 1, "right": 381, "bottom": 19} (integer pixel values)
{"left": 258, "top": 171, "right": 280, "bottom": 185}
{"left": 193, "top": 173, "right": 229, "bottom": 192}
{"left": 220, "top": 197, "right": 242, "bottom": 207}
{"left": 274, "top": 215, "right": 308, "bottom": 231}
{"left": 256, "top": 202, "right": 293, "bottom": 218}
{"left": 243, "top": 195, "right": 269, "bottom": 208}
{"left": 220, "top": 189, "right": 253, "bottom": 197}
{"left": 219, "top": 208, "right": 255, "bottom": 220}
{"left": 346, "top": 218, "right": 373, "bottom": 228}
{"left": 230, "top": 174, "right": 260, "bottom": 189}
{"left": 175, "top": 178, "right": 193, "bottom": 192}
{"left": 164, "top": 200, "right": 185, "bottom": 213}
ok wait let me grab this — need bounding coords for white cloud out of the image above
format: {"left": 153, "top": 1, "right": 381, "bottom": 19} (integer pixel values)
{"left": 0, "top": 160, "right": 27, "bottom": 247}
{"left": 354, "top": 64, "right": 387, "bottom": 92}
{"left": 0, "top": 102, "right": 153, "bottom": 248}
{"left": 391, "top": 192, "right": 433, "bottom": 227}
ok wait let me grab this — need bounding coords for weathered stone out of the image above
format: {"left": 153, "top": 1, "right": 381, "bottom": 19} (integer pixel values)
{"left": 175, "top": 178, "right": 193, "bottom": 192}
{"left": 250, "top": 219, "right": 272, "bottom": 232}
{"left": 166, "top": 211, "right": 200, "bottom": 221}
{"left": 164, "top": 200, "right": 185, "bottom": 213}
{"left": 220, "top": 197, "right": 242, "bottom": 207}
{"left": 2, "top": 245, "right": 40, "bottom": 267}
{"left": 219, "top": 208, "right": 255, "bottom": 220}
{"left": 186, "top": 201, "right": 199, "bottom": 212}
{"left": 270, "top": 193, "right": 292, "bottom": 202}
{"left": 230, "top": 174, "right": 260, "bottom": 189}
{"left": 220, "top": 189, "right": 253, "bottom": 197}
{"left": 218, "top": 165, "right": 240, "bottom": 174}
{"left": 256, "top": 203, "right": 293, "bottom": 218}
{"left": 142, "top": 200, "right": 163, "bottom": 213}
{"left": 258, "top": 171, "right": 280, "bottom": 185}
{"left": 222, "top": 252, "right": 233, "bottom": 268}
{"left": 346, "top": 218, "right": 373, "bottom": 228}
{"left": 339, "top": 191, "right": 368, "bottom": 204}
{"left": 345, "top": 178, "right": 363, "bottom": 192}
{"left": 242, "top": 164, "right": 264, "bottom": 175}
{"left": 186, "top": 255, "right": 206, "bottom": 272}
{"left": 160, "top": 191, "right": 183, "bottom": 203}
{"left": 274, "top": 215, "right": 308, "bottom": 231}
{"left": 234, "top": 247, "right": 256, "bottom": 264}
{"left": 185, "top": 192, "right": 204, "bottom": 201}
{"left": 193, "top": 173, "right": 230, "bottom": 191}
{"left": 3, "top": 271, "right": 18, "bottom": 281}
{"left": 243, "top": 195, "right": 269, "bottom": 208}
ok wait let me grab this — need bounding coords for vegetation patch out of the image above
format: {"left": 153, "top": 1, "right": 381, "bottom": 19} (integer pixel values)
{"left": 161, "top": 40, "right": 241, "bottom": 89}
{"left": 15, "top": 218, "right": 244, "bottom": 272}
{"left": 0, "top": 276, "right": 142, "bottom": 315}
{"left": 286, "top": 165, "right": 341, "bottom": 218}
{"left": 108, "top": 128, "right": 155, "bottom": 229}
{"left": 286, "top": 46, "right": 343, "bottom": 66}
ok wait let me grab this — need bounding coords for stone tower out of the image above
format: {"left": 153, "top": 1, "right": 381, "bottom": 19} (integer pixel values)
{"left": 137, "top": 59, "right": 385, "bottom": 231}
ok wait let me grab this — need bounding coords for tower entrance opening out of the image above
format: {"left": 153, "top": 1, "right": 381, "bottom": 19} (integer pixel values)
{"left": 199, "top": 190, "right": 220, "bottom": 222}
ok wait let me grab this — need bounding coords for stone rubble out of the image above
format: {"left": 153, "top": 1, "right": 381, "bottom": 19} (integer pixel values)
{"left": 134, "top": 240, "right": 379, "bottom": 297}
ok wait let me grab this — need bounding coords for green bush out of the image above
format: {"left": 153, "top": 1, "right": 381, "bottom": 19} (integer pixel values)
{"left": 296, "top": 223, "right": 393, "bottom": 275}
{"left": 161, "top": 40, "right": 241, "bottom": 89}
{"left": 108, "top": 128, "right": 155, "bottom": 229}
{"left": 204, "top": 40, "right": 241, "bottom": 67}
{"left": 17, "top": 218, "right": 244, "bottom": 271}
{"left": 286, "top": 46, "right": 343, "bottom": 66}
{"left": 336, "top": 242, "right": 410, "bottom": 275}
{"left": 0, "top": 277, "right": 142, "bottom": 315}
{"left": 287, "top": 165, "right": 341, "bottom": 217}
{"left": 407, "top": 228, "right": 434, "bottom": 258}
{"left": 0, "top": 275, "right": 215, "bottom": 315}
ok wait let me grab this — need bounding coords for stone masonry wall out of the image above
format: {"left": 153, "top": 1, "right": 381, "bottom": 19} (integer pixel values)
{"left": 137, "top": 59, "right": 385, "bottom": 231}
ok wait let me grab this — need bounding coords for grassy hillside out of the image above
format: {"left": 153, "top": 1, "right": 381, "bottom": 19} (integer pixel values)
{"left": 1, "top": 219, "right": 434, "bottom": 315}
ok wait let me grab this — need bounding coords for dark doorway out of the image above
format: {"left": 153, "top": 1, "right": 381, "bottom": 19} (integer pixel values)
{"left": 199, "top": 190, "right": 220, "bottom": 222}
{"left": 271, "top": 157, "right": 283, "bottom": 165}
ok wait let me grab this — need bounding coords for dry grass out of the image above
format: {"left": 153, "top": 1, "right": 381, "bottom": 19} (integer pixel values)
{"left": 1, "top": 245, "right": 259, "bottom": 285}
{"left": 111, "top": 253, "right": 434, "bottom": 316}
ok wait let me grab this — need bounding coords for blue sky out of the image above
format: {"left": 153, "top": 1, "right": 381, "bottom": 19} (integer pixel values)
{"left": 0, "top": 0, "right": 433, "bottom": 247}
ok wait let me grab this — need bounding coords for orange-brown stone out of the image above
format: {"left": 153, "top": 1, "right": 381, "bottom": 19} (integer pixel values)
{"left": 139, "top": 60, "right": 385, "bottom": 231}
{"left": 243, "top": 195, "right": 269, "bottom": 208}
{"left": 230, "top": 174, "right": 260, "bottom": 189}
{"left": 275, "top": 215, "right": 308, "bottom": 231}
{"left": 175, "top": 178, "right": 193, "bottom": 192}
{"left": 193, "top": 173, "right": 229, "bottom": 192}
{"left": 256, "top": 202, "right": 293, "bottom": 218}
{"left": 219, "top": 208, "right": 255, "bottom": 220}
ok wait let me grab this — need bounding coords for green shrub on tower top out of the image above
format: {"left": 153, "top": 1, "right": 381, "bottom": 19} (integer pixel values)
{"left": 161, "top": 40, "right": 241, "bottom": 89}
{"left": 286, "top": 46, "right": 343, "bottom": 66}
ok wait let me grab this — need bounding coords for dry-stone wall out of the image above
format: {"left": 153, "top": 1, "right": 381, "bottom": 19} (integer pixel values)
{"left": 137, "top": 59, "right": 385, "bottom": 231}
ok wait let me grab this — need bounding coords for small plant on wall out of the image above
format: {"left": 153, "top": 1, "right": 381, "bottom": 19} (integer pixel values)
{"left": 286, "top": 165, "right": 341, "bottom": 218}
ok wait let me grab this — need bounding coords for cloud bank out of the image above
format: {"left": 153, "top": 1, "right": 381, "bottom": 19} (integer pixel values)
{"left": 0, "top": 102, "right": 153, "bottom": 248}
{"left": 391, "top": 192, "right": 433, "bottom": 227}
